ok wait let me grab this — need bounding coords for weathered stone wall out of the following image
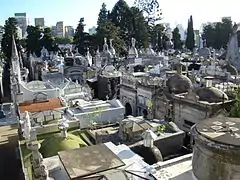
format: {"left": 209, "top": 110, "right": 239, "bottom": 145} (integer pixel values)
{"left": 130, "top": 131, "right": 185, "bottom": 157}
{"left": 192, "top": 128, "right": 240, "bottom": 180}
{"left": 174, "top": 102, "right": 209, "bottom": 132}
{"left": 120, "top": 86, "right": 137, "bottom": 116}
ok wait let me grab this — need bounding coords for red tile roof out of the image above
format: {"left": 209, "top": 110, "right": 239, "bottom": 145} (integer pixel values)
{"left": 19, "top": 98, "right": 62, "bottom": 113}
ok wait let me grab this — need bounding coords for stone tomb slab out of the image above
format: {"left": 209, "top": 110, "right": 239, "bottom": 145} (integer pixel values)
{"left": 58, "top": 144, "right": 125, "bottom": 179}
{"left": 196, "top": 117, "right": 240, "bottom": 147}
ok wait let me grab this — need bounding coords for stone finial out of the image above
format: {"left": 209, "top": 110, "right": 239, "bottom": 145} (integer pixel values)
{"left": 104, "top": 37, "right": 107, "bottom": 45}
{"left": 58, "top": 118, "right": 69, "bottom": 138}
{"left": 103, "top": 37, "right": 108, "bottom": 51}
{"left": 131, "top": 38, "right": 136, "bottom": 48}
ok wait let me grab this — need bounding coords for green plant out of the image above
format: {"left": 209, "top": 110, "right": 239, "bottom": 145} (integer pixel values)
{"left": 157, "top": 124, "right": 166, "bottom": 133}
{"left": 229, "top": 87, "right": 240, "bottom": 117}
{"left": 146, "top": 99, "right": 153, "bottom": 109}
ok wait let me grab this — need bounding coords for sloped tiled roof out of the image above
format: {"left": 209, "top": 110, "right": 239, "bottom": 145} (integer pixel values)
{"left": 19, "top": 98, "right": 62, "bottom": 113}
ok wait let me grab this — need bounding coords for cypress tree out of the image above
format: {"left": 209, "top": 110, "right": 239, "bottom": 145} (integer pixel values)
{"left": 186, "top": 15, "right": 195, "bottom": 51}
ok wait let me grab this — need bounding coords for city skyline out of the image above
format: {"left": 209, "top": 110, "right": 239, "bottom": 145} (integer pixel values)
{"left": 0, "top": 0, "right": 239, "bottom": 31}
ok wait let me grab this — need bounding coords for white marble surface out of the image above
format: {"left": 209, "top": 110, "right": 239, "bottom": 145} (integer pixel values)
{"left": 155, "top": 154, "right": 194, "bottom": 180}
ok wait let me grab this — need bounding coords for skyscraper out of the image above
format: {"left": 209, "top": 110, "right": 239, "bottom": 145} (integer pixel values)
{"left": 88, "top": 26, "right": 96, "bottom": 35}
{"left": 14, "top": 13, "right": 28, "bottom": 37}
{"left": 56, "top": 21, "right": 65, "bottom": 37}
{"left": 65, "top": 26, "right": 74, "bottom": 37}
{"left": 34, "top": 18, "right": 45, "bottom": 28}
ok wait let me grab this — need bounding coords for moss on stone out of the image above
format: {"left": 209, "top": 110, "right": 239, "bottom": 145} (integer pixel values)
{"left": 40, "top": 133, "right": 87, "bottom": 158}
{"left": 20, "top": 141, "right": 33, "bottom": 180}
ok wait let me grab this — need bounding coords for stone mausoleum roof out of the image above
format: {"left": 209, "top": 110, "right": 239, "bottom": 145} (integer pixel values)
{"left": 40, "top": 133, "right": 87, "bottom": 158}
{"left": 166, "top": 74, "right": 193, "bottom": 94}
{"left": 196, "top": 87, "right": 228, "bottom": 103}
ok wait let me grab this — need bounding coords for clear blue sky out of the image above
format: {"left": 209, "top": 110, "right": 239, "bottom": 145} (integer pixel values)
{"left": 0, "top": 0, "right": 239, "bottom": 30}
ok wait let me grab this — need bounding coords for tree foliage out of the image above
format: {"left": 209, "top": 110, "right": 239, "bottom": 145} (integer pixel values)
{"left": 97, "top": 20, "right": 124, "bottom": 53}
{"left": 202, "top": 18, "right": 232, "bottom": 49}
{"left": 1, "top": 17, "right": 19, "bottom": 101}
{"left": 1, "top": 17, "right": 18, "bottom": 60}
{"left": 185, "top": 15, "right": 195, "bottom": 51}
{"left": 95, "top": 0, "right": 166, "bottom": 55}
{"left": 202, "top": 24, "right": 215, "bottom": 47}
{"left": 128, "top": 7, "right": 149, "bottom": 48}
{"left": 229, "top": 88, "right": 240, "bottom": 117}
{"left": 54, "top": 36, "right": 73, "bottom": 45}
{"left": 134, "top": 0, "right": 162, "bottom": 24}
{"left": 150, "top": 24, "right": 165, "bottom": 52}
{"left": 73, "top": 18, "right": 91, "bottom": 55}
{"left": 26, "top": 26, "right": 56, "bottom": 57}
{"left": 96, "top": 3, "right": 124, "bottom": 54}
{"left": 172, "top": 27, "right": 182, "bottom": 49}
{"left": 97, "top": 3, "right": 109, "bottom": 26}
{"left": 26, "top": 25, "right": 43, "bottom": 56}
{"left": 41, "top": 27, "right": 55, "bottom": 51}
{"left": 110, "top": 0, "right": 132, "bottom": 45}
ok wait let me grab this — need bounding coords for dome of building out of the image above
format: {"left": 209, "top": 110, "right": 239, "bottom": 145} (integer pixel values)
{"left": 223, "top": 64, "right": 238, "bottom": 75}
{"left": 166, "top": 74, "right": 193, "bottom": 94}
{"left": 40, "top": 133, "right": 87, "bottom": 158}
{"left": 196, "top": 87, "right": 228, "bottom": 103}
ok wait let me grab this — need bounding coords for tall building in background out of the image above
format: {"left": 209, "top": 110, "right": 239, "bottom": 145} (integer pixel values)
{"left": 65, "top": 26, "right": 74, "bottom": 37}
{"left": 56, "top": 21, "right": 65, "bottom": 37}
{"left": 51, "top": 26, "right": 56, "bottom": 36}
{"left": 14, "top": 13, "right": 28, "bottom": 38}
{"left": 88, "top": 26, "right": 97, "bottom": 35}
{"left": 34, "top": 18, "right": 45, "bottom": 28}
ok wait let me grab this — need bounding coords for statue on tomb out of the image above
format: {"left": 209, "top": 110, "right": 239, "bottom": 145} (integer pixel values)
{"left": 146, "top": 44, "right": 156, "bottom": 56}
{"left": 101, "top": 37, "right": 113, "bottom": 66}
{"left": 103, "top": 37, "right": 108, "bottom": 51}
{"left": 95, "top": 47, "right": 102, "bottom": 68}
{"left": 40, "top": 47, "right": 48, "bottom": 60}
{"left": 86, "top": 47, "right": 92, "bottom": 66}
{"left": 128, "top": 38, "right": 138, "bottom": 58}
{"left": 58, "top": 117, "right": 69, "bottom": 138}
{"left": 109, "top": 39, "right": 116, "bottom": 56}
